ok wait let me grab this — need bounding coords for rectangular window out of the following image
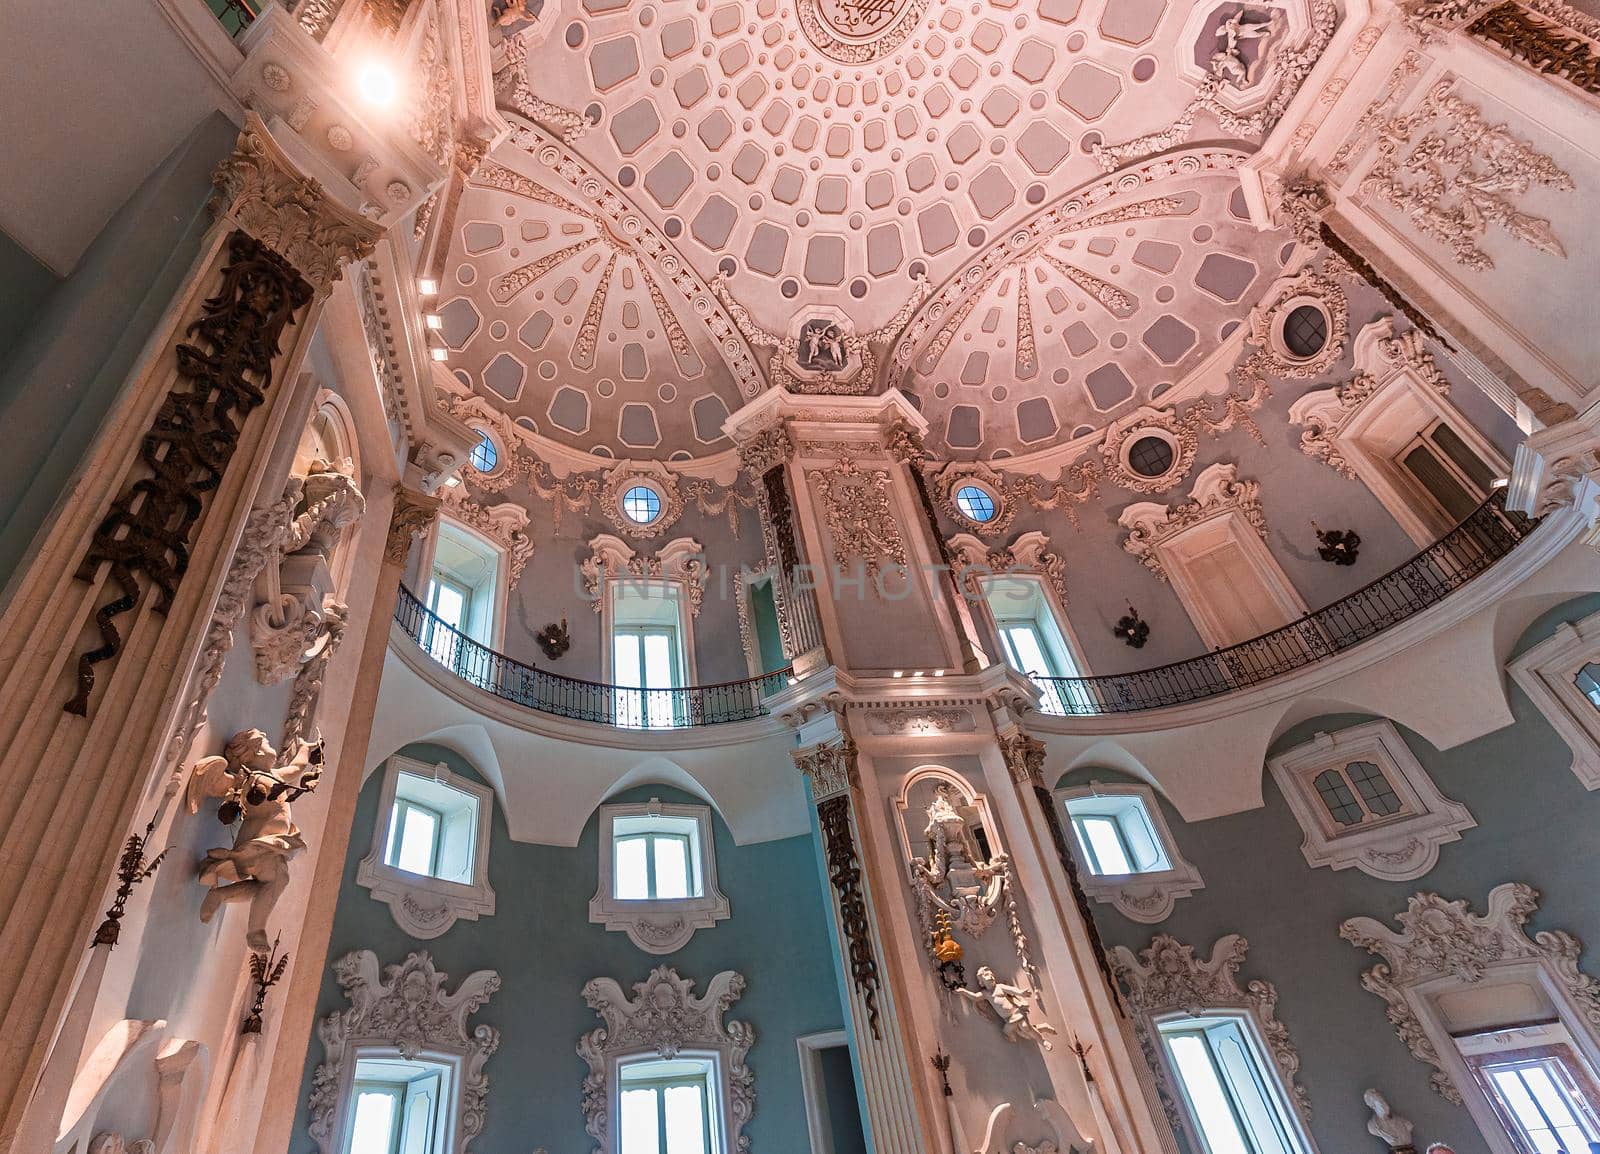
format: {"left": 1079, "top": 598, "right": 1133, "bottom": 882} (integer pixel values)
{"left": 382, "top": 771, "right": 480, "bottom": 884}
{"left": 1065, "top": 794, "right": 1170, "bottom": 877}
{"left": 982, "top": 577, "right": 1082, "bottom": 716}
{"left": 1482, "top": 1056, "right": 1600, "bottom": 1154}
{"left": 425, "top": 521, "right": 503, "bottom": 658}
{"left": 612, "top": 584, "right": 688, "bottom": 729}
{"left": 1398, "top": 420, "right": 1493, "bottom": 524}
{"left": 1159, "top": 1015, "right": 1309, "bottom": 1154}
{"left": 620, "top": 1059, "right": 716, "bottom": 1154}
{"left": 611, "top": 814, "right": 704, "bottom": 901}
{"left": 345, "top": 1059, "right": 448, "bottom": 1154}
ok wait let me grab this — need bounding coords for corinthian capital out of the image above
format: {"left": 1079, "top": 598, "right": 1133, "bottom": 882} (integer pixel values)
{"left": 212, "top": 114, "right": 381, "bottom": 292}
{"left": 385, "top": 486, "right": 441, "bottom": 566}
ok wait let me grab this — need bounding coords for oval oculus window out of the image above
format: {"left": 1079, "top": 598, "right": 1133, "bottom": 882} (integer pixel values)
{"left": 622, "top": 484, "right": 663, "bottom": 524}
{"left": 955, "top": 484, "right": 998, "bottom": 523}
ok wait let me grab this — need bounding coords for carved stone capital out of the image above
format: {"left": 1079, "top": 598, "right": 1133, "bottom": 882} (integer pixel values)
{"left": 1000, "top": 733, "right": 1048, "bottom": 787}
{"left": 795, "top": 738, "right": 858, "bottom": 800}
{"left": 212, "top": 115, "right": 381, "bottom": 292}
{"left": 385, "top": 487, "right": 441, "bottom": 566}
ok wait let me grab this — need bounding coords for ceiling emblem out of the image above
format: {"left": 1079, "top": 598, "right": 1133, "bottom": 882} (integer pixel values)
{"left": 797, "top": 0, "right": 930, "bottom": 61}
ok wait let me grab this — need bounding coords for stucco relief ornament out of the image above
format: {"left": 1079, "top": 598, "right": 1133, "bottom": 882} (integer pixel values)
{"left": 796, "top": 0, "right": 933, "bottom": 62}
{"left": 186, "top": 728, "right": 322, "bottom": 949}
{"left": 913, "top": 787, "right": 1007, "bottom": 938}
{"left": 581, "top": 535, "right": 707, "bottom": 616}
{"left": 807, "top": 458, "right": 907, "bottom": 589}
{"left": 947, "top": 531, "right": 1069, "bottom": 606}
{"left": 308, "top": 951, "right": 500, "bottom": 1154}
{"left": 211, "top": 117, "right": 379, "bottom": 291}
{"left": 956, "top": 966, "right": 1059, "bottom": 1050}
{"left": 1211, "top": 7, "right": 1284, "bottom": 84}
{"left": 1361, "top": 78, "right": 1574, "bottom": 270}
{"left": 1112, "top": 934, "right": 1312, "bottom": 1124}
{"left": 1341, "top": 883, "right": 1600, "bottom": 1103}
{"left": 440, "top": 485, "right": 534, "bottom": 584}
{"left": 1120, "top": 463, "right": 1268, "bottom": 581}
{"left": 250, "top": 458, "right": 365, "bottom": 685}
{"left": 579, "top": 968, "right": 755, "bottom": 1154}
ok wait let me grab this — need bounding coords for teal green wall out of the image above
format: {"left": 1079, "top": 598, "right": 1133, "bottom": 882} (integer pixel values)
{"left": 292, "top": 744, "right": 849, "bottom": 1153}
{"left": 0, "top": 112, "right": 237, "bottom": 594}
{"left": 1061, "top": 594, "right": 1600, "bottom": 1154}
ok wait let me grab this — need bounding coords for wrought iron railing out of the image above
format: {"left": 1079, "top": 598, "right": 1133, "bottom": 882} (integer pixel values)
{"left": 207, "top": 0, "right": 260, "bottom": 35}
{"left": 1030, "top": 491, "right": 1536, "bottom": 716}
{"left": 394, "top": 587, "right": 793, "bottom": 728}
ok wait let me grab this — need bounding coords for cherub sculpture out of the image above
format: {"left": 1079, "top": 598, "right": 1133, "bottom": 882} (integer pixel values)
{"left": 955, "top": 966, "right": 1058, "bottom": 1050}
{"left": 187, "top": 728, "right": 322, "bottom": 949}
{"left": 1210, "top": 8, "right": 1279, "bottom": 84}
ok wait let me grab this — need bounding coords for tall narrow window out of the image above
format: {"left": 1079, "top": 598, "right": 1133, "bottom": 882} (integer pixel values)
{"left": 1159, "top": 1015, "right": 1311, "bottom": 1154}
{"left": 344, "top": 1058, "right": 448, "bottom": 1154}
{"left": 1398, "top": 419, "right": 1494, "bottom": 524}
{"left": 611, "top": 585, "right": 687, "bottom": 729}
{"left": 424, "top": 521, "right": 503, "bottom": 661}
{"left": 981, "top": 576, "right": 1081, "bottom": 715}
{"left": 619, "top": 1059, "right": 717, "bottom": 1154}
{"left": 1480, "top": 1054, "right": 1600, "bottom": 1154}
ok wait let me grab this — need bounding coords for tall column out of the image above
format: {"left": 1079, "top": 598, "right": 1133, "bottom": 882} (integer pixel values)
{"left": 254, "top": 483, "right": 439, "bottom": 1154}
{"left": 0, "top": 116, "right": 378, "bottom": 1150}
{"left": 795, "top": 731, "right": 943, "bottom": 1154}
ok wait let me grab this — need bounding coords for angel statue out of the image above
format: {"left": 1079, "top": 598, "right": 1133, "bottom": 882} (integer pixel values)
{"left": 186, "top": 728, "right": 322, "bottom": 949}
{"left": 1210, "top": 8, "right": 1279, "bottom": 85}
{"left": 955, "top": 966, "right": 1058, "bottom": 1050}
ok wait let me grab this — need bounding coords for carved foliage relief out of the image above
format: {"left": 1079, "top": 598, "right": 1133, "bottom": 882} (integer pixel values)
{"left": 308, "top": 951, "right": 500, "bottom": 1154}
{"left": 1361, "top": 78, "right": 1574, "bottom": 271}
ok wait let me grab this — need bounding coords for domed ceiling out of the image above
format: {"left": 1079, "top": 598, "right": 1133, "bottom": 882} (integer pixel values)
{"left": 439, "top": 0, "right": 1331, "bottom": 459}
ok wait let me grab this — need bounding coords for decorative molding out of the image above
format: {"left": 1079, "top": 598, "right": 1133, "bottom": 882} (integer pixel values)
{"left": 1463, "top": 2, "right": 1600, "bottom": 98}
{"left": 1099, "top": 408, "right": 1199, "bottom": 496}
{"left": 587, "top": 798, "right": 730, "bottom": 954}
{"left": 813, "top": 787, "right": 884, "bottom": 1040}
{"left": 932, "top": 462, "right": 1017, "bottom": 538}
{"left": 439, "top": 486, "right": 534, "bottom": 586}
{"left": 385, "top": 486, "right": 442, "bottom": 565}
{"left": 1111, "top": 934, "right": 1312, "bottom": 1129}
{"left": 1120, "top": 462, "right": 1267, "bottom": 581}
{"left": 597, "top": 464, "right": 686, "bottom": 539}
{"left": 1359, "top": 77, "right": 1574, "bottom": 271}
{"left": 356, "top": 756, "right": 497, "bottom": 939}
{"left": 795, "top": 738, "right": 858, "bottom": 801}
{"left": 1290, "top": 317, "right": 1447, "bottom": 481}
{"left": 1267, "top": 719, "right": 1476, "bottom": 880}
{"left": 806, "top": 458, "right": 907, "bottom": 589}
{"left": 65, "top": 230, "right": 314, "bottom": 717}
{"left": 579, "top": 967, "right": 754, "bottom": 1154}
{"left": 1001, "top": 733, "right": 1048, "bottom": 787}
{"left": 580, "top": 534, "right": 707, "bottom": 616}
{"left": 947, "top": 531, "right": 1069, "bottom": 608}
{"left": 211, "top": 116, "right": 380, "bottom": 292}
{"left": 1508, "top": 610, "right": 1600, "bottom": 788}
{"left": 1341, "top": 883, "right": 1600, "bottom": 1102}
{"left": 1237, "top": 264, "right": 1351, "bottom": 389}
{"left": 1056, "top": 781, "right": 1205, "bottom": 923}
{"left": 307, "top": 951, "right": 500, "bottom": 1154}
{"left": 1094, "top": 0, "right": 1337, "bottom": 170}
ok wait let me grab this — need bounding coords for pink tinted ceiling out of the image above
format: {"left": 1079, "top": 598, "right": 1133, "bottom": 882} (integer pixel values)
{"left": 440, "top": 0, "right": 1301, "bottom": 459}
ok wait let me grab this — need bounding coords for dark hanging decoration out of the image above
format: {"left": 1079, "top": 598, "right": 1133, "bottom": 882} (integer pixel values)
{"left": 1114, "top": 605, "right": 1150, "bottom": 649}
{"left": 536, "top": 616, "right": 571, "bottom": 660}
{"left": 242, "top": 933, "right": 291, "bottom": 1034}
{"left": 1313, "top": 522, "right": 1362, "bottom": 566}
{"left": 932, "top": 1050, "right": 954, "bottom": 1097}
{"left": 1319, "top": 221, "right": 1450, "bottom": 350}
{"left": 93, "top": 816, "right": 169, "bottom": 949}
{"left": 1032, "top": 783, "right": 1124, "bottom": 1015}
{"left": 66, "top": 231, "right": 314, "bottom": 716}
{"left": 816, "top": 794, "right": 883, "bottom": 1040}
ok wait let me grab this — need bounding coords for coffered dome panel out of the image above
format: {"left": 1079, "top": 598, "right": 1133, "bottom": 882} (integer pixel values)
{"left": 511, "top": 0, "right": 1207, "bottom": 334}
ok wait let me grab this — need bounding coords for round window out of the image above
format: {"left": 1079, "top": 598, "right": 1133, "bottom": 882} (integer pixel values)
{"left": 469, "top": 430, "right": 498, "bottom": 473}
{"left": 1127, "top": 435, "right": 1176, "bottom": 479}
{"left": 622, "top": 484, "right": 663, "bottom": 525}
{"left": 954, "top": 484, "right": 998, "bottom": 523}
{"left": 1283, "top": 304, "right": 1329, "bottom": 359}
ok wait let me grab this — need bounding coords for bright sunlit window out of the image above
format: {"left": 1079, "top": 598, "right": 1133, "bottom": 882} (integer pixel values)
{"left": 382, "top": 771, "right": 479, "bottom": 883}
{"left": 623, "top": 485, "right": 663, "bottom": 525}
{"left": 1481, "top": 1055, "right": 1600, "bottom": 1154}
{"left": 612, "top": 814, "right": 703, "bottom": 902}
{"left": 619, "top": 1058, "right": 717, "bottom": 1154}
{"left": 344, "top": 1057, "right": 447, "bottom": 1154}
{"left": 1159, "top": 1014, "right": 1309, "bottom": 1154}
{"left": 1064, "top": 793, "right": 1171, "bottom": 877}
{"left": 424, "top": 520, "right": 503, "bottom": 660}
{"left": 469, "top": 430, "right": 498, "bottom": 474}
{"left": 955, "top": 483, "right": 998, "bottom": 523}
{"left": 982, "top": 576, "right": 1082, "bottom": 715}
{"left": 610, "top": 583, "right": 688, "bottom": 729}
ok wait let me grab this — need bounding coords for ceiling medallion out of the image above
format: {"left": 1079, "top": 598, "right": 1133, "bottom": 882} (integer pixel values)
{"left": 797, "top": 0, "right": 930, "bottom": 61}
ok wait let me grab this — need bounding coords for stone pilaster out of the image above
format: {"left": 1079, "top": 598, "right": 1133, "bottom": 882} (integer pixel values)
{"left": 0, "top": 115, "right": 377, "bottom": 1150}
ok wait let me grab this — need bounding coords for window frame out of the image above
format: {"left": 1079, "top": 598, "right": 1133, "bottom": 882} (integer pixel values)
{"left": 418, "top": 517, "right": 510, "bottom": 653}
{"left": 385, "top": 796, "right": 445, "bottom": 878}
{"left": 1267, "top": 719, "right": 1475, "bottom": 881}
{"left": 618, "top": 1058, "right": 718, "bottom": 1154}
{"left": 1055, "top": 781, "right": 1203, "bottom": 923}
{"left": 979, "top": 573, "right": 1089, "bottom": 716}
{"left": 333, "top": 1052, "right": 460, "bottom": 1154}
{"left": 1155, "top": 1010, "right": 1315, "bottom": 1154}
{"left": 1508, "top": 609, "right": 1600, "bottom": 791}
{"left": 590, "top": 798, "right": 730, "bottom": 953}
{"left": 357, "top": 756, "right": 497, "bottom": 939}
